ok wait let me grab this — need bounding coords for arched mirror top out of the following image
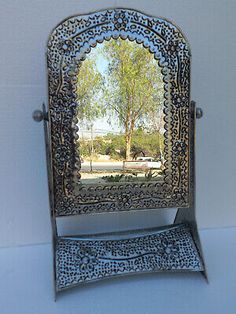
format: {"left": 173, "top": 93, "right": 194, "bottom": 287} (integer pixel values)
{"left": 47, "top": 8, "right": 191, "bottom": 216}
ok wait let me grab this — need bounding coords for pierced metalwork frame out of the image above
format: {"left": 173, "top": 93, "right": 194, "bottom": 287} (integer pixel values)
{"left": 47, "top": 8, "right": 191, "bottom": 217}
{"left": 33, "top": 8, "right": 207, "bottom": 297}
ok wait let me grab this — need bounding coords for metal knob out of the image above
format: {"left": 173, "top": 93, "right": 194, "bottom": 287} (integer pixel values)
{"left": 196, "top": 107, "right": 203, "bottom": 119}
{"left": 32, "top": 109, "right": 48, "bottom": 122}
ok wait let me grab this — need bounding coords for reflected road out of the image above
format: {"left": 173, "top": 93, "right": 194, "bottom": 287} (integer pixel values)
{"left": 81, "top": 161, "right": 123, "bottom": 171}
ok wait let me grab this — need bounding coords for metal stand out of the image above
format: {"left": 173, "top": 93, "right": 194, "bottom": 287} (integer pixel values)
{"left": 33, "top": 101, "right": 207, "bottom": 297}
{"left": 174, "top": 101, "right": 207, "bottom": 281}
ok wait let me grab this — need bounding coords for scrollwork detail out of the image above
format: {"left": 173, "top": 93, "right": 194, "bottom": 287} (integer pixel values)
{"left": 47, "top": 9, "right": 191, "bottom": 216}
{"left": 56, "top": 224, "right": 203, "bottom": 290}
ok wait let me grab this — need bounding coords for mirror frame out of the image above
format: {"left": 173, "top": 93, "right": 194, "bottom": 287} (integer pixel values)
{"left": 47, "top": 8, "right": 191, "bottom": 216}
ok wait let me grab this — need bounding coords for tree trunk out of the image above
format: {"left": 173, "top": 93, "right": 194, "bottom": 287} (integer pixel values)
{"left": 125, "top": 134, "right": 132, "bottom": 160}
{"left": 90, "top": 124, "right": 94, "bottom": 172}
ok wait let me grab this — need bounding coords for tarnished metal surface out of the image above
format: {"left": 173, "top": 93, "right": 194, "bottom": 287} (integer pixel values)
{"left": 196, "top": 107, "right": 203, "bottom": 119}
{"left": 174, "top": 101, "right": 208, "bottom": 280}
{"left": 33, "top": 9, "right": 207, "bottom": 296}
{"left": 47, "top": 8, "right": 191, "bottom": 216}
{"left": 56, "top": 223, "right": 203, "bottom": 291}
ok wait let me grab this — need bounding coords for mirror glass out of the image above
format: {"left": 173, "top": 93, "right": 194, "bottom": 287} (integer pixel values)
{"left": 76, "top": 38, "right": 165, "bottom": 185}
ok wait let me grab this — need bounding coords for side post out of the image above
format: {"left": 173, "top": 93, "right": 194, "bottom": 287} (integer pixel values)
{"left": 174, "top": 100, "right": 208, "bottom": 281}
{"left": 42, "top": 103, "right": 58, "bottom": 299}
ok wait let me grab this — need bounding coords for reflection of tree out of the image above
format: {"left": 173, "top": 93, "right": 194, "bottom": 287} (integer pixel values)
{"left": 76, "top": 39, "right": 164, "bottom": 163}
{"left": 76, "top": 58, "right": 105, "bottom": 170}
{"left": 146, "top": 106, "right": 165, "bottom": 160}
{"left": 76, "top": 58, "right": 105, "bottom": 124}
{"left": 103, "top": 39, "right": 164, "bottom": 160}
{"left": 79, "top": 129, "right": 163, "bottom": 161}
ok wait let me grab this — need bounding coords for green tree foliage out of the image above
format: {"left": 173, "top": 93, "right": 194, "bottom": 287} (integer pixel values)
{"left": 76, "top": 39, "right": 165, "bottom": 162}
{"left": 102, "top": 39, "right": 164, "bottom": 159}
{"left": 76, "top": 58, "right": 105, "bottom": 126}
{"left": 79, "top": 129, "right": 164, "bottom": 161}
{"left": 76, "top": 57, "right": 106, "bottom": 170}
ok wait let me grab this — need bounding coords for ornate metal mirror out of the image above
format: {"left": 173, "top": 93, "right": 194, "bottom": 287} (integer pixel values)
{"left": 33, "top": 8, "right": 206, "bottom": 298}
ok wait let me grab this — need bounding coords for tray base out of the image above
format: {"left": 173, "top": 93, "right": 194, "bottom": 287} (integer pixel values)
{"left": 55, "top": 223, "right": 204, "bottom": 291}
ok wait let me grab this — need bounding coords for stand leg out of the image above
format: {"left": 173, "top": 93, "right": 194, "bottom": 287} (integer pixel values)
{"left": 174, "top": 207, "right": 208, "bottom": 281}
{"left": 42, "top": 103, "right": 58, "bottom": 299}
{"left": 174, "top": 100, "right": 208, "bottom": 281}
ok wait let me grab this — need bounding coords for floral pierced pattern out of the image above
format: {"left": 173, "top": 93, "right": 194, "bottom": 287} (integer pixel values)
{"left": 73, "top": 247, "right": 98, "bottom": 272}
{"left": 114, "top": 12, "right": 128, "bottom": 30}
{"left": 47, "top": 9, "right": 191, "bottom": 216}
{"left": 56, "top": 224, "right": 203, "bottom": 290}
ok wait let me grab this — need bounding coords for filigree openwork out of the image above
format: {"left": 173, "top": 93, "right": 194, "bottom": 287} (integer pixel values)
{"left": 47, "top": 9, "right": 191, "bottom": 216}
{"left": 56, "top": 224, "right": 203, "bottom": 290}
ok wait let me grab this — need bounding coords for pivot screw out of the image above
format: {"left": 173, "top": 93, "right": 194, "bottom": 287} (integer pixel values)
{"left": 32, "top": 110, "right": 48, "bottom": 122}
{"left": 32, "top": 110, "right": 44, "bottom": 122}
{"left": 196, "top": 107, "right": 203, "bottom": 119}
